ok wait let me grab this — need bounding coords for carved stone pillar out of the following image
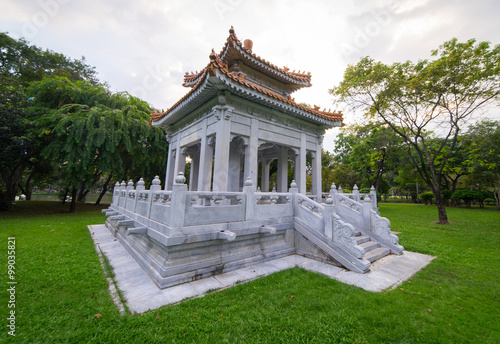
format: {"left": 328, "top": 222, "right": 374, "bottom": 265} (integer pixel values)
{"left": 261, "top": 158, "right": 270, "bottom": 192}
{"left": 165, "top": 134, "right": 175, "bottom": 191}
{"left": 243, "top": 118, "right": 259, "bottom": 190}
{"left": 198, "top": 129, "right": 214, "bottom": 192}
{"left": 212, "top": 105, "right": 233, "bottom": 192}
{"left": 277, "top": 147, "right": 288, "bottom": 192}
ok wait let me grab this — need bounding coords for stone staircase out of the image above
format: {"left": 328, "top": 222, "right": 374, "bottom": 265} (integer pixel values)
{"left": 355, "top": 232, "right": 391, "bottom": 263}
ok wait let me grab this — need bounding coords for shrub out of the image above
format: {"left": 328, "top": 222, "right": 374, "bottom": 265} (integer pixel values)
{"left": 451, "top": 189, "right": 483, "bottom": 208}
{"left": 484, "top": 197, "right": 496, "bottom": 205}
{"left": 419, "top": 191, "right": 435, "bottom": 205}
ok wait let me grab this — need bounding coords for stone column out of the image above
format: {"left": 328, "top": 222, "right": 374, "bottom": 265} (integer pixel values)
{"left": 173, "top": 143, "right": 186, "bottom": 186}
{"left": 311, "top": 139, "right": 322, "bottom": 202}
{"left": 261, "top": 158, "right": 270, "bottom": 192}
{"left": 243, "top": 118, "right": 259, "bottom": 190}
{"left": 165, "top": 134, "right": 175, "bottom": 191}
{"left": 298, "top": 133, "right": 307, "bottom": 194}
{"left": 228, "top": 138, "right": 242, "bottom": 192}
{"left": 277, "top": 147, "right": 288, "bottom": 192}
{"left": 197, "top": 121, "right": 214, "bottom": 192}
{"left": 189, "top": 147, "right": 200, "bottom": 191}
{"left": 212, "top": 105, "right": 232, "bottom": 192}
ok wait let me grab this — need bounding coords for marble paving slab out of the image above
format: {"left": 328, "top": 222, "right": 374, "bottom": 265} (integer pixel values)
{"left": 89, "top": 224, "right": 435, "bottom": 314}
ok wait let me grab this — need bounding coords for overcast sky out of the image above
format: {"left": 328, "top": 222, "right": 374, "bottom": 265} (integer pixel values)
{"left": 2, "top": 0, "right": 499, "bottom": 151}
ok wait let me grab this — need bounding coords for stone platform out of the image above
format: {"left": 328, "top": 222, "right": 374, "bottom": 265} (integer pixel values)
{"left": 89, "top": 224, "right": 435, "bottom": 314}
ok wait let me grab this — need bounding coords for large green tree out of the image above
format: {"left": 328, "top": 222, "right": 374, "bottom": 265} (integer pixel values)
{"left": 331, "top": 38, "right": 500, "bottom": 224}
{"left": 333, "top": 123, "right": 404, "bottom": 195}
{"left": 29, "top": 76, "right": 167, "bottom": 212}
{"left": 461, "top": 119, "right": 500, "bottom": 209}
{"left": 0, "top": 32, "right": 98, "bottom": 208}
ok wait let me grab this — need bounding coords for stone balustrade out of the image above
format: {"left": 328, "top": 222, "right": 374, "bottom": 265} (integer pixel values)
{"left": 108, "top": 174, "right": 402, "bottom": 267}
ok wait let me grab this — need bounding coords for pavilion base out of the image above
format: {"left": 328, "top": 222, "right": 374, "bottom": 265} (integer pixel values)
{"left": 105, "top": 217, "right": 342, "bottom": 289}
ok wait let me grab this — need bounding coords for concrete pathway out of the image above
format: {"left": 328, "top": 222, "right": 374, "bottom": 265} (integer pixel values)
{"left": 89, "top": 224, "right": 435, "bottom": 314}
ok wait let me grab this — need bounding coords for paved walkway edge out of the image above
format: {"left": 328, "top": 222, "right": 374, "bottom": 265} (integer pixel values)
{"left": 89, "top": 224, "right": 435, "bottom": 314}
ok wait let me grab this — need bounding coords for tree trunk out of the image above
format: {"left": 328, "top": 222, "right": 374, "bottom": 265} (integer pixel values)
{"left": 2, "top": 164, "right": 25, "bottom": 201}
{"left": 494, "top": 186, "right": 500, "bottom": 210}
{"left": 95, "top": 174, "right": 112, "bottom": 205}
{"left": 77, "top": 180, "right": 87, "bottom": 202}
{"left": 434, "top": 191, "right": 449, "bottom": 224}
{"left": 69, "top": 187, "right": 78, "bottom": 213}
{"left": 61, "top": 188, "right": 69, "bottom": 204}
{"left": 24, "top": 169, "right": 36, "bottom": 201}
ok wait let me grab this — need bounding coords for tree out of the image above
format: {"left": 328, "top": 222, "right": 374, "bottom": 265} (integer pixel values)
{"left": 29, "top": 76, "right": 167, "bottom": 212}
{"left": 331, "top": 38, "right": 500, "bottom": 224}
{"left": 0, "top": 32, "right": 98, "bottom": 209}
{"left": 332, "top": 123, "right": 404, "bottom": 197}
{"left": 461, "top": 120, "right": 500, "bottom": 209}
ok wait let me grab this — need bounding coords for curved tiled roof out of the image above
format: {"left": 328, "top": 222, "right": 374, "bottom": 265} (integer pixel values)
{"left": 152, "top": 27, "right": 343, "bottom": 125}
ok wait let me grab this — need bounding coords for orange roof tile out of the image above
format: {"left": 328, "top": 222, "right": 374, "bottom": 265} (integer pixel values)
{"left": 152, "top": 27, "right": 343, "bottom": 124}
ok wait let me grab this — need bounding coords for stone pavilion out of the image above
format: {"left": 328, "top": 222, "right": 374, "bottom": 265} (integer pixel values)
{"left": 103, "top": 27, "right": 403, "bottom": 289}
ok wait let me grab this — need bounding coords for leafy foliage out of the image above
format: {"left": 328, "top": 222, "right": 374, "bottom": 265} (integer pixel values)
{"left": 331, "top": 38, "right": 500, "bottom": 223}
{"left": 29, "top": 77, "right": 167, "bottom": 211}
{"left": 418, "top": 191, "right": 435, "bottom": 205}
{"left": 0, "top": 32, "right": 99, "bottom": 208}
{"left": 461, "top": 120, "right": 500, "bottom": 209}
{"left": 451, "top": 189, "right": 484, "bottom": 207}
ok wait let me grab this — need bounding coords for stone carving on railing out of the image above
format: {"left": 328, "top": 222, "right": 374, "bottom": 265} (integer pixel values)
{"left": 337, "top": 194, "right": 361, "bottom": 213}
{"left": 137, "top": 192, "right": 149, "bottom": 202}
{"left": 153, "top": 192, "right": 171, "bottom": 204}
{"left": 370, "top": 211, "right": 399, "bottom": 244}
{"left": 297, "top": 194, "right": 323, "bottom": 213}
{"left": 333, "top": 215, "right": 365, "bottom": 259}
{"left": 329, "top": 183, "right": 378, "bottom": 214}
{"left": 190, "top": 192, "right": 243, "bottom": 206}
{"left": 255, "top": 190, "right": 291, "bottom": 205}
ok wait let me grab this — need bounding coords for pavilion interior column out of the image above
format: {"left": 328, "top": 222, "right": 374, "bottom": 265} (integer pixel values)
{"left": 188, "top": 147, "right": 200, "bottom": 191}
{"left": 173, "top": 147, "right": 186, "bottom": 182}
{"left": 311, "top": 149, "right": 322, "bottom": 201}
{"left": 261, "top": 158, "right": 270, "bottom": 192}
{"left": 243, "top": 118, "right": 259, "bottom": 190}
{"left": 228, "top": 138, "right": 242, "bottom": 192}
{"left": 212, "top": 105, "right": 232, "bottom": 192}
{"left": 277, "top": 147, "right": 288, "bottom": 192}
{"left": 298, "top": 133, "right": 307, "bottom": 194}
{"left": 197, "top": 134, "right": 214, "bottom": 192}
{"left": 293, "top": 155, "right": 299, "bottom": 186}
{"left": 165, "top": 144, "right": 175, "bottom": 191}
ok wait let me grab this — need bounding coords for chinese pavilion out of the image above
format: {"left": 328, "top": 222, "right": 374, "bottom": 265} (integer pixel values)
{"left": 150, "top": 26, "right": 342, "bottom": 201}
{"left": 103, "top": 28, "right": 402, "bottom": 289}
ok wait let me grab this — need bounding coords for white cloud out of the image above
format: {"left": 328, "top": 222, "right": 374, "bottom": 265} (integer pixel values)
{"left": 2, "top": 0, "right": 499, "bottom": 151}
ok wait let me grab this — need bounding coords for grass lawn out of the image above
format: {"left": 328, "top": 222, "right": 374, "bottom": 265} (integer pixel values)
{"left": 0, "top": 201, "right": 498, "bottom": 343}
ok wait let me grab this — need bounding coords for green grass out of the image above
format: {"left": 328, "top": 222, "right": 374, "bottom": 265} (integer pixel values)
{"left": 0, "top": 202, "right": 498, "bottom": 343}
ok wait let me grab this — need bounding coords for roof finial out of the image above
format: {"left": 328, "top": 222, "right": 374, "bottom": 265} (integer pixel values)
{"left": 209, "top": 49, "right": 217, "bottom": 60}
{"left": 229, "top": 26, "right": 235, "bottom": 34}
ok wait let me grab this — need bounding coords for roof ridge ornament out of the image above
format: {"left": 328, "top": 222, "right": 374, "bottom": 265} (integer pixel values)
{"left": 209, "top": 49, "right": 217, "bottom": 60}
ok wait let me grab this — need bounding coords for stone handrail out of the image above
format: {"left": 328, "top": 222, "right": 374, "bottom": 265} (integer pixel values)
{"left": 296, "top": 193, "right": 324, "bottom": 213}
{"left": 255, "top": 191, "right": 291, "bottom": 205}
{"left": 108, "top": 175, "right": 401, "bottom": 260}
{"left": 189, "top": 191, "right": 243, "bottom": 206}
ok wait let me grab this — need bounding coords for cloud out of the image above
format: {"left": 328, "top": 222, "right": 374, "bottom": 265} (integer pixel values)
{"left": 1, "top": 0, "right": 499, "bottom": 150}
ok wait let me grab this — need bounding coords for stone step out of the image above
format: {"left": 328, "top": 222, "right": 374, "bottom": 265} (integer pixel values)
{"left": 355, "top": 235, "right": 370, "bottom": 244}
{"left": 359, "top": 240, "right": 380, "bottom": 252}
{"left": 364, "top": 247, "right": 391, "bottom": 263}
